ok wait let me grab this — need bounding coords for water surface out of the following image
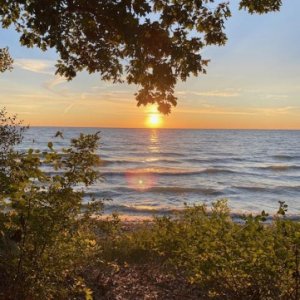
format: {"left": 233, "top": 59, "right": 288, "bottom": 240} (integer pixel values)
{"left": 21, "top": 128, "right": 300, "bottom": 218}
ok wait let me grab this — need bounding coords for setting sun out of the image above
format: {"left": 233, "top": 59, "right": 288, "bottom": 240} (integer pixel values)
{"left": 147, "top": 113, "right": 162, "bottom": 128}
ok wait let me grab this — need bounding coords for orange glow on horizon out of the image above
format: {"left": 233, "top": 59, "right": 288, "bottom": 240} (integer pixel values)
{"left": 7, "top": 99, "right": 300, "bottom": 130}
{"left": 145, "top": 105, "right": 163, "bottom": 128}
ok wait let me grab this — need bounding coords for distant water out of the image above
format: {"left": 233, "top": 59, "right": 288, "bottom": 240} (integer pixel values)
{"left": 20, "top": 128, "right": 300, "bottom": 219}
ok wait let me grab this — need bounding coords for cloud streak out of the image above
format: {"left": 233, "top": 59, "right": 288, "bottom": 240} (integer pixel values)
{"left": 44, "top": 75, "right": 67, "bottom": 90}
{"left": 177, "top": 105, "right": 299, "bottom": 116}
{"left": 15, "top": 59, "right": 55, "bottom": 75}
{"left": 176, "top": 89, "right": 241, "bottom": 98}
{"left": 265, "top": 94, "right": 289, "bottom": 100}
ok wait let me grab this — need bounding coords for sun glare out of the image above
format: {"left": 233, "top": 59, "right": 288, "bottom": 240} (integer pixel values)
{"left": 147, "top": 113, "right": 162, "bottom": 128}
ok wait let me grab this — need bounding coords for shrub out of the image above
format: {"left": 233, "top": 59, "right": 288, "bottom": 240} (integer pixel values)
{"left": 109, "top": 200, "right": 300, "bottom": 299}
{"left": 0, "top": 110, "right": 103, "bottom": 299}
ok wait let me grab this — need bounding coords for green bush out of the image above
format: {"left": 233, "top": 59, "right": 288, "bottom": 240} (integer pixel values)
{"left": 0, "top": 110, "right": 102, "bottom": 299}
{"left": 108, "top": 200, "right": 300, "bottom": 299}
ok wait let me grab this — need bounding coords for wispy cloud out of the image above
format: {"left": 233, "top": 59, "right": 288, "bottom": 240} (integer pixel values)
{"left": 63, "top": 93, "right": 87, "bottom": 114}
{"left": 177, "top": 108, "right": 254, "bottom": 116}
{"left": 265, "top": 94, "right": 289, "bottom": 100}
{"left": 191, "top": 90, "right": 240, "bottom": 97}
{"left": 62, "top": 91, "right": 134, "bottom": 114}
{"left": 177, "top": 105, "right": 299, "bottom": 116}
{"left": 44, "top": 75, "right": 67, "bottom": 90}
{"left": 257, "top": 106, "right": 297, "bottom": 115}
{"left": 91, "top": 83, "right": 114, "bottom": 90}
{"left": 15, "top": 59, "right": 55, "bottom": 75}
{"left": 42, "top": 75, "right": 70, "bottom": 98}
{"left": 176, "top": 89, "right": 240, "bottom": 98}
{"left": 9, "top": 93, "right": 54, "bottom": 100}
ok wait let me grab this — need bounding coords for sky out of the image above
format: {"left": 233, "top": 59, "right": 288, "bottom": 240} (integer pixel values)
{"left": 0, "top": 0, "right": 300, "bottom": 129}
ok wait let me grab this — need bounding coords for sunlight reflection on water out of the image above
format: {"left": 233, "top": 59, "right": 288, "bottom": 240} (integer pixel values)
{"left": 125, "top": 171, "right": 156, "bottom": 191}
{"left": 21, "top": 128, "right": 300, "bottom": 218}
{"left": 124, "top": 129, "right": 160, "bottom": 191}
{"left": 148, "top": 129, "right": 160, "bottom": 153}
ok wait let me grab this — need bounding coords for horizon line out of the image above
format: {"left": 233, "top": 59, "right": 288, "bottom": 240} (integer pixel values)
{"left": 28, "top": 125, "right": 300, "bottom": 131}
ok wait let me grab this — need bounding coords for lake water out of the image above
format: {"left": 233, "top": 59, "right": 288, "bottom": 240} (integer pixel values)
{"left": 21, "top": 128, "right": 300, "bottom": 219}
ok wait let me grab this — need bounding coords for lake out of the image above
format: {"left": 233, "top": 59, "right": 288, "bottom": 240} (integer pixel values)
{"left": 20, "top": 128, "right": 300, "bottom": 219}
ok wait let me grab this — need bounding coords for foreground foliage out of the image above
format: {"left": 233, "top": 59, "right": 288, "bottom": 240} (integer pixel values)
{"left": 0, "top": 111, "right": 102, "bottom": 299}
{"left": 104, "top": 201, "right": 300, "bottom": 299}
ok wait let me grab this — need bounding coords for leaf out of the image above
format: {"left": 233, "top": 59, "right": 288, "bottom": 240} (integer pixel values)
{"left": 85, "top": 288, "right": 93, "bottom": 300}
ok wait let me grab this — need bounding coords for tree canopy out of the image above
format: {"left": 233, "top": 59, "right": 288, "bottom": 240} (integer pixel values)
{"left": 0, "top": 0, "right": 282, "bottom": 113}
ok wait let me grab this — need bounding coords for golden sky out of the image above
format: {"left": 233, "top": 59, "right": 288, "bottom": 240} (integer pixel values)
{"left": 0, "top": 1, "right": 300, "bottom": 129}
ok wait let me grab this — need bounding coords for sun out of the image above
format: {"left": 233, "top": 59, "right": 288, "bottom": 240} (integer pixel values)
{"left": 146, "top": 113, "right": 162, "bottom": 128}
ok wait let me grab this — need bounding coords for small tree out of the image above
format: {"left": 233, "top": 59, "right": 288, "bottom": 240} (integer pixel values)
{"left": 0, "top": 110, "right": 103, "bottom": 299}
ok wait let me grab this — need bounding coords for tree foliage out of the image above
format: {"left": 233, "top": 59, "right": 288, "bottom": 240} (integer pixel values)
{"left": 0, "top": 110, "right": 103, "bottom": 299}
{"left": 0, "top": 108, "right": 27, "bottom": 193}
{"left": 0, "top": 108, "right": 25, "bottom": 152}
{"left": 0, "top": 0, "right": 282, "bottom": 113}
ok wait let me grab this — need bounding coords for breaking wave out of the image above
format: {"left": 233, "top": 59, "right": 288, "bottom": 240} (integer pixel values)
{"left": 258, "top": 165, "right": 300, "bottom": 171}
{"left": 102, "top": 167, "right": 237, "bottom": 177}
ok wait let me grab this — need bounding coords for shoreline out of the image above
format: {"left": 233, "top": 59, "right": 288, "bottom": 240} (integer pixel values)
{"left": 97, "top": 211, "right": 300, "bottom": 223}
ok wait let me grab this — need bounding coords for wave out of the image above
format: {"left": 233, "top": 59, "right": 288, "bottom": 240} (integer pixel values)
{"left": 102, "top": 204, "right": 300, "bottom": 221}
{"left": 127, "top": 151, "right": 185, "bottom": 157}
{"left": 234, "top": 185, "right": 300, "bottom": 193}
{"left": 102, "top": 167, "right": 237, "bottom": 177}
{"left": 100, "top": 158, "right": 181, "bottom": 166}
{"left": 148, "top": 152, "right": 185, "bottom": 157}
{"left": 272, "top": 155, "right": 300, "bottom": 161}
{"left": 85, "top": 191, "right": 121, "bottom": 198}
{"left": 258, "top": 165, "right": 300, "bottom": 171}
{"left": 37, "top": 165, "right": 240, "bottom": 180}
{"left": 104, "top": 204, "right": 176, "bottom": 215}
{"left": 184, "top": 157, "right": 245, "bottom": 163}
{"left": 202, "top": 168, "right": 236, "bottom": 174}
{"left": 184, "top": 158, "right": 226, "bottom": 163}
{"left": 99, "top": 159, "right": 138, "bottom": 166}
{"left": 144, "top": 158, "right": 182, "bottom": 164}
{"left": 233, "top": 186, "right": 267, "bottom": 192}
{"left": 115, "top": 186, "right": 223, "bottom": 196}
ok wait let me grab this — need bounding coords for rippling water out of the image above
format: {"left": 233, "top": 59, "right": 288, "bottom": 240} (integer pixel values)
{"left": 20, "top": 128, "right": 300, "bottom": 218}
